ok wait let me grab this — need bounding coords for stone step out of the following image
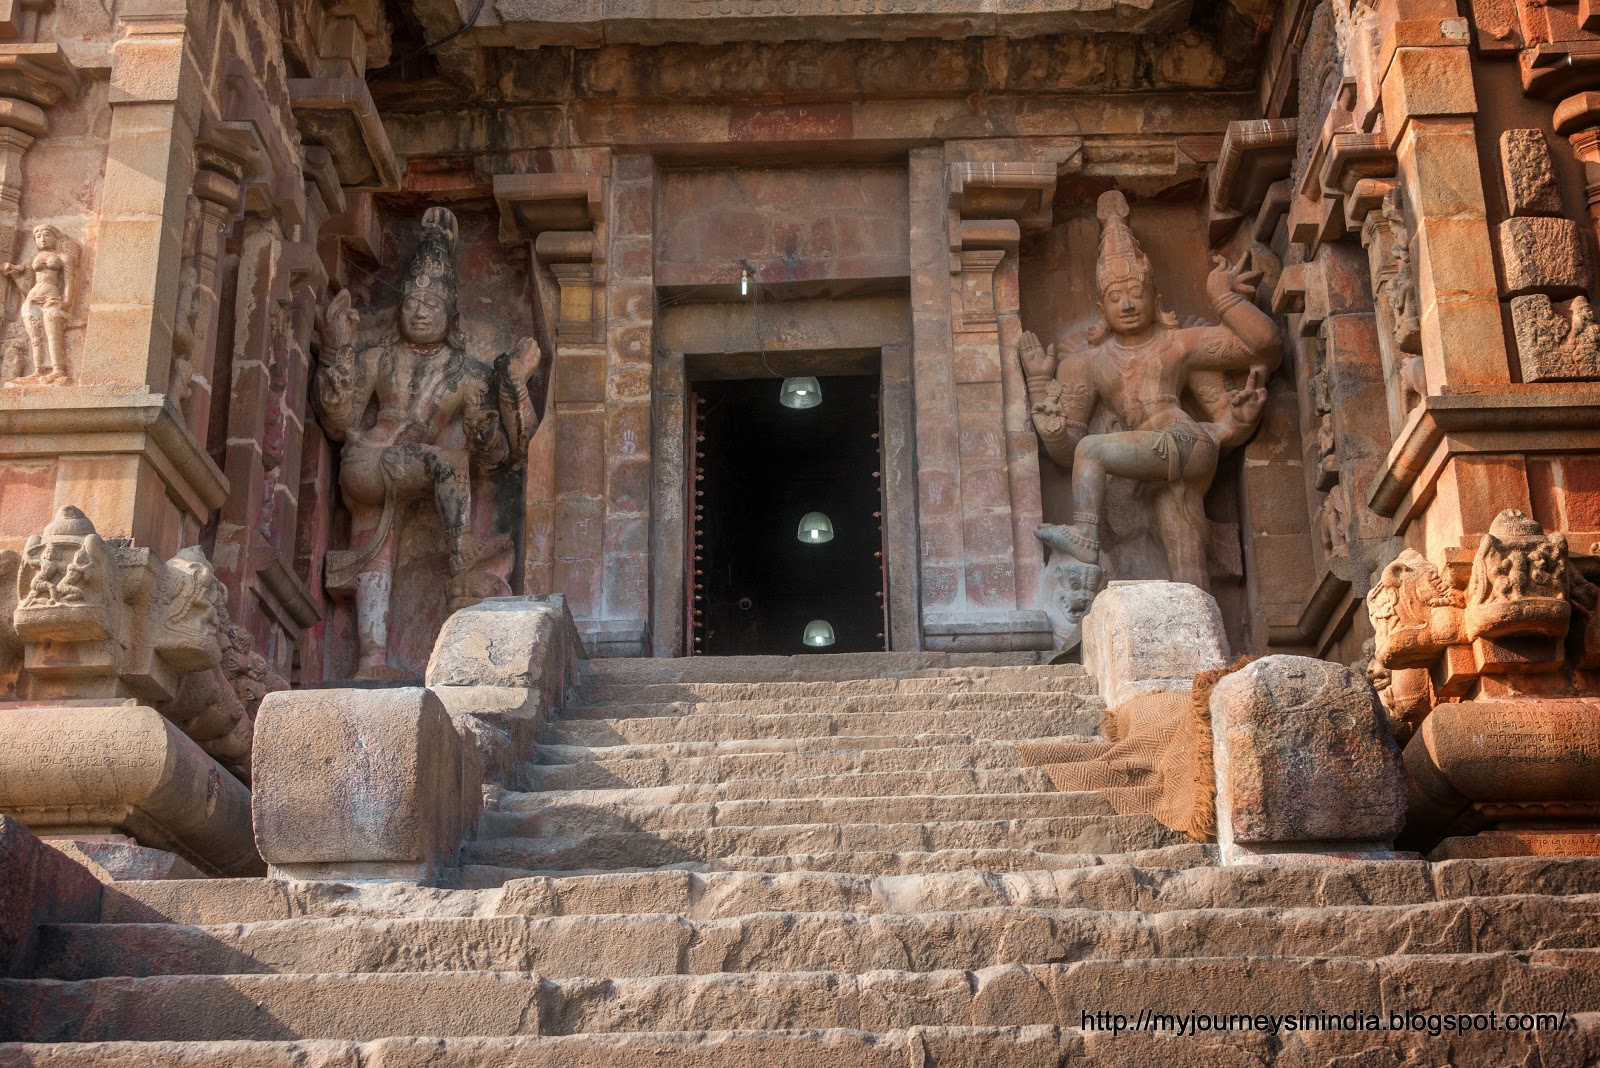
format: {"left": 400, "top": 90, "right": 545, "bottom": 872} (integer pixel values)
{"left": 521, "top": 741, "right": 1036, "bottom": 791}
{"left": 6, "top": 952, "right": 1596, "bottom": 1041}
{"left": 570, "top": 668, "right": 1095, "bottom": 706}
{"left": 507, "top": 767, "right": 1058, "bottom": 803}
{"left": 37, "top": 895, "right": 1600, "bottom": 982}
{"left": 101, "top": 858, "right": 1600, "bottom": 927}
{"left": 12, "top": 1020, "right": 1597, "bottom": 1068}
{"left": 556, "top": 690, "right": 1101, "bottom": 723}
{"left": 481, "top": 792, "right": 1115, "bottom": 836}
{"left": 532, "top": 733, "right": 1094, "bottom": 765}
{"left": 577, "top": 652, "right": 1052, "bottom": 685}
{"left": 545, "top": 707, "right": 1100, "bottom": 747}
{"left": 465, "top": 815, "right": 1182, "bottom": 871}
{"left": 456, "top": 844, "right": 1210, "bottom": 882}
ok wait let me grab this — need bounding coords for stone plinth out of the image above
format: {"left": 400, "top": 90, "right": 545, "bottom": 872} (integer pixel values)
{"left": 1211, "top": 656, "right": 1407, "bottom": 865}
{"left": 1404, "top": 698, "right": 1600, "bottom": 841}
{"left": 1430, "top": 830, "right": 1600, "bottom": 860}
{"left": 921, "top": 610, "right": 1054, "bottom": 653}
{"left": 1082, "top": 581, "right": 1228, "bottom": 708}
{"left": 0, "top": 816, "right": 102, "bottom": 978}
{"left": 426, "top": 595, "right": 585, "bottom": 782}
{"left": 0, "top": 704, "right": 260, "bottom": 877}
{"left": 252, "top": 687, "right": 481, "bottom": 883}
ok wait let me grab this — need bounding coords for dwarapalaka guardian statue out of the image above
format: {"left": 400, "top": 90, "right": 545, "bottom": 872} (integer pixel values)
{"left": 314, "top": 207, "right": 545, "bottom": 680}
{"left": 1021, "top": 191, "right": 1282, "bottom": 594}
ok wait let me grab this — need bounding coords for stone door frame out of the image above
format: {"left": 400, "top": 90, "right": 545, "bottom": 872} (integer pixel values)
{"left": 653, "top": 296, "right": 919, "bottom": 656}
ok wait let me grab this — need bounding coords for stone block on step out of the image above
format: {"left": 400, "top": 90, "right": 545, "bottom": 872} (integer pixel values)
{"left": 425, "top": 594, "right": 585, "bottom": 708}
{"left": 1081, "top": 581, "right": 1228, "bottom": 707}
{"left": 252, "top": 686, "right": 481, "bottom": 882}
{"left": 0, "top": 815, "right": 102, "bottom": 977}
{"left": 0, "top": 703, "right": 261, "bottom": 877}
{"left": 1212, "top": 656, "right": 1406, "bottom": 864}
{"left": 45, "top": 837, "right": 205, "bottom": 881}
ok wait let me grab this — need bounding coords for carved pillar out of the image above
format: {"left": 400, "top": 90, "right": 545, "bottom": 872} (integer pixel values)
{"left": 1555, "top": 94, "right": 1600, "bottom": 264}
{"left": 598, "top": 154, "right": 655, "bottom": 658}
{"left": 80, "top": 4, "right": 200, "bottom": 391}
{"left": 0, "top": 4, "right": 223, "bottom": 564}
{"left": 914, "top": 160, "right": 1057, "bottom": 652}
{"left": 1381, "top": 14, "right": 1508, "bottom": 390}
{"left": 178, "top": 160, "right": 244, "bottom": 445}
{"left": 0, "top": 98, "right": 42, "bottom": 269}
{"left": 494, "top": 166, "right": 630, "bottom": 653}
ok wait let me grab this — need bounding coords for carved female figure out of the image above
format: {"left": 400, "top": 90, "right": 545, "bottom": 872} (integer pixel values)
{"left": 3, "top": 224, "right": 77, "bottom": 384}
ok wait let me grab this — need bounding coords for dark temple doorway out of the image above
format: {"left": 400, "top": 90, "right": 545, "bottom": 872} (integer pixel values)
{"left": 691, "top": 374, "right": 886, "bottom": 656}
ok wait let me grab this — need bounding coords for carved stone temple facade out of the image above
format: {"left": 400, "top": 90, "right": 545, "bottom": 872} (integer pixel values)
{"left": 9, "top": 0, "right": 1600, "bottom": 1057}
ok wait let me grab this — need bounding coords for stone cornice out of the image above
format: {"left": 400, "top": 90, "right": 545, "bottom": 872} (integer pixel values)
{"left": 1368, "top": 387, "right": 1600, "bottom": 525}
{"left": 0, "top": 392, "right": 229, "bottom": 518}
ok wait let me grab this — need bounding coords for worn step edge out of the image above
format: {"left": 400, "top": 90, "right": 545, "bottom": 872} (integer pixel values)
{"left": 462, "top": 814, "right": 1183, "bottom": 869}
{"left": 545, "top": 709, "right": 1100, "bottom": 746}
{"left": 36, "top": 895, "right": 1600, "bottom": 981}
{"left": 533, "top": 734, "right": 1095, "bottom": 764}
{"left": 5, "top": 953, "right": 1597, "bottom": 1042}
{"left": 503, "top": 767, "right": 1058, "bottom": 803}
{"left": 98, "top": 858, "right": 1600, "bottom": 927}
{"left": 480, "top": 791, "right": 1116, "bottom": 834}
{"left": 450, "top": 843, "right": 1214, "bottom": 882}
{"left": 14, "top": 1017, "right": 1593, "bottom": 1068}
{"left": 558, "top": 692, "right": 1103, "bottom": 722}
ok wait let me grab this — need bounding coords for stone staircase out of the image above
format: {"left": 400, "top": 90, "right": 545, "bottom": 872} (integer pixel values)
{"left": 5, "top": 652, "right": 1600, "bottom": 1064}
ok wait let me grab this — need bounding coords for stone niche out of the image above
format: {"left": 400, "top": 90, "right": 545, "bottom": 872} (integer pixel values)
{"left": 1021, "top": 196, "right": 1273, "bottom": 651}
{"left": 311, "top": 207, "right": 543, "bottom": 681}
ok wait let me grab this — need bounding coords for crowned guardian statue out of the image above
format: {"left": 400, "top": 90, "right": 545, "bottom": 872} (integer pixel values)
{"left": 314, "top": 207, "right": 545, "bottom": 680}
{"left": 1020, "top": 191, "right": 1281, "bottom": 594}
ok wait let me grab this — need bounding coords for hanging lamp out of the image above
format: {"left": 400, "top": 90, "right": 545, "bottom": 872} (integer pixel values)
{"left": 803, "top": 619, "right": 836, "bottom": 647}
{"left": 779, "top": 376, "right": 822, "bottom": 409}
{"left": 797, "top": 511, "right": 835, "bottom": 544}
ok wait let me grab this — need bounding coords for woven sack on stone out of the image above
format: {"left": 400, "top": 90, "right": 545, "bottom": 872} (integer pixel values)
{"left": 1017, "top": 658, "right": 1253, "bottom": 843}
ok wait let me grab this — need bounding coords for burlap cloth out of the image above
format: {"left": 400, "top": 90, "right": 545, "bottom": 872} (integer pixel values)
{"left": 1017, "top": 659, "right": 1254, "bottom": 843}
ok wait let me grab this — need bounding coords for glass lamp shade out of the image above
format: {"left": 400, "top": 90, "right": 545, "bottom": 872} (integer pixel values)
{"left": 803, "top": 619, "right": 837, "bottom": 648}
{"left": 797, "top": 511, "right": 835, "bottom": 544}
{"left": 779, "top": 376, "right": 822, "bottom": 409}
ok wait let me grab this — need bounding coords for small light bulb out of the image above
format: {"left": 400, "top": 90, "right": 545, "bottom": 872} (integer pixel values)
{"left": 740, "top": 268, "right": 749, "bottom": 297}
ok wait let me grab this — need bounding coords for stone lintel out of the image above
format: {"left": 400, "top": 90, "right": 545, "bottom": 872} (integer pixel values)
{"left": 1367, "top": 387, "right": 1600, "bottom": 522}
{"left": 947, "top": 161, "right": 1057, "bottom": 234}
{"left": 0, "top": 393, "right": 228, "bottom": 520}
{"left": 0, "top": 704, "right": 261, "bottom": 877}
{"left": 477, "top": 0, "right": 1193, "bottom": 48}
{"left": 255, "top": 554, "right": 323, "bottom": 635}
{"left": 288, "top": 75, "right": 400, "bottom": 192}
